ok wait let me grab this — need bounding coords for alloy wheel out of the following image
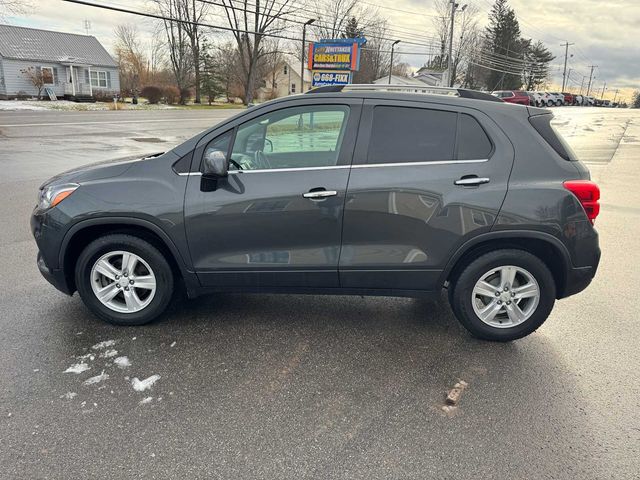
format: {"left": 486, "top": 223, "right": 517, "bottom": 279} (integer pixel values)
{"left": 90, "top": 250, "right": 157, "bottom": 313}
{"left": 471, "top": 265, "right": 540, "bottom": 328}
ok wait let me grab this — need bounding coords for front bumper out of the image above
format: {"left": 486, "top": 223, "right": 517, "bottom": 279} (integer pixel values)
{"left": 31, "top": 207, "right": 74, "bottom": 296}
{"left": 36, "top": 251, "right": 73, "bottom": 295}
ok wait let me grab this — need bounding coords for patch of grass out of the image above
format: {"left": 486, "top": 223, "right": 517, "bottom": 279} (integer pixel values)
{"left": 177, "top": 103, "right": 246, "bottom": 110}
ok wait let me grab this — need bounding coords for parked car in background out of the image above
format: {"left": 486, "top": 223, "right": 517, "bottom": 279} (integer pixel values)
{"left": 491, "top": 90, "right": 531, "bottom": 105}
{"left": 530, "top": 92, "right": 549, "bottom": 107}
{"left": 562, "top": 92, "right": 575, "bottom": 105}
{"left": 574, "top": 94, "right": 584, "bottom": 106}
{"left": 31, "top": 85, "right": 601, "bottom": 341}
{"left": 546, "top": 92, "right": 565, "bottom": 106}
{"left": 585, "top": 96, "right": 595, "bottom": 106}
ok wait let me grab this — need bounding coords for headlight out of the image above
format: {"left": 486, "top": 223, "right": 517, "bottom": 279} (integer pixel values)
{"left": 37, "top": 183, "right": 79, "bottom": 210}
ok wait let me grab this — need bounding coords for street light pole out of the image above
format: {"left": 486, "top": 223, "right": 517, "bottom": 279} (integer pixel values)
{"left": 446, "top": 1, "right": 467, "bottom": 87}
{"left": 301, "top": 19, "right": 316, "bottom": 94}
{"left": 389, "top": 40, "right": 401, "bottom": 84}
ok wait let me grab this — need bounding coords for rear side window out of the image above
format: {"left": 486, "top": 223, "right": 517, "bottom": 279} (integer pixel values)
{"left": 457, "top": 114, "right": 492, "bottom": 160}
{"left": 529, "top": 114, "right": 577, "bottom": 161}
{"left": 368, "top": 106, "right": 457, "bottom": 163}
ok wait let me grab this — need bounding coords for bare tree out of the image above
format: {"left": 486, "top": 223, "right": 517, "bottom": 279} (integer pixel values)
{"left": 20, "top": 67, "right": 46, "bottom": 100}
{"left": 174, "top": 0, "right": 210, "bottom": 103}
{"left": 311, "top": 0, "right": 359, "bottom": 39}
{"left": 153, "top": 0, "right": 193, "bottom": 103}
{"left": 114, "top": 24, "right": 147, "bottom": 97}
{"left": 218, "top": 0, "right": 296, "bottom": 105}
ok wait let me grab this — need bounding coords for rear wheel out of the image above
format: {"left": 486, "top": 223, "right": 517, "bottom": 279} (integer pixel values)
{"left": 75, "top": 234, "right": 174, "bottom": 326}
{"left": 449, "top": 249, "right": 556, "bottom": 341}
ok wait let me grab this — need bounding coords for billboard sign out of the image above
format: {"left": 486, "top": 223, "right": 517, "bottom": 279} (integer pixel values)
{"left": 308, "top": 40, "right": 362, "bottom": 71}
{"left": 311, "top": 70, "right": 352, "bottom": 87}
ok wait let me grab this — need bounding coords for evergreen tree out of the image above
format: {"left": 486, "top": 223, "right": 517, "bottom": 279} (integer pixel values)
{"left": 484, "top": 0, "right": 524, "bottom": 90}
{"left": 523, "top": 40, "right": 555, "bottom": 90}
{"left": 342, "top": 17, "right": 364, "bottom": 39}
{"left": 632, "top": 91, "right": 640, "bottom": 109}
{"left": 199, "top": 39, "right": 224, "bottom": 105}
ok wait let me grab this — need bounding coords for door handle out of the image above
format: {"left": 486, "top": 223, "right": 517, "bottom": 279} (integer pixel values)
{"left": 454, "top": 176, "right": 490, "bottom": 186}
{"left": 303, "top": 189, "right": 338, "bottom": 199}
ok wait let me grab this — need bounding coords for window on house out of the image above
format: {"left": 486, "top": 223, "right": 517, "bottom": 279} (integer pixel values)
{"left": 41, "top": 67, "right": 54, "bottom": 85}
{"left": 90, "top": 70, "right": 108, "bottom": 88}
{"left": 283, "top": 65, "right": 288, "bottom": 74}
{"left": 291, "top": 83, "right": 296, "bottom": 93}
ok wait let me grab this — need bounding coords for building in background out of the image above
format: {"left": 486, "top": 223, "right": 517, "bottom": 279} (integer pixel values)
{"left": 256, "top": 59, "right": 311, "bottom": 101}
{"left": 0, "top": 24, "right": 120, "bottom": 101}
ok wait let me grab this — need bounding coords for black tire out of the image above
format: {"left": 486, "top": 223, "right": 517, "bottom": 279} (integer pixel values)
{"left": 449, "top": 249, "right": 556, "bottom": 342}
{"left": 75, "top": 234, "right": 174, "bottom": 326}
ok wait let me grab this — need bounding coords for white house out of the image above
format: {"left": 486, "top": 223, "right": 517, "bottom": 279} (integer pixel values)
{"left": 256, "top": 60, "right": 312, "bottom": 101}
{"left": 0, "top": 24, "right": 120, "bottom": 101}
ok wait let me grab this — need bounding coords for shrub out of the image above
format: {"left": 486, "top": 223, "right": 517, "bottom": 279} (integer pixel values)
{"left": 141, "top": 85, "right": 163, "bottom": 104}
{"left": 93, "top": 90, "right": 116, "bottom": 102}
{"left": 162, "top": 85, "right": 180, "bottom": 105}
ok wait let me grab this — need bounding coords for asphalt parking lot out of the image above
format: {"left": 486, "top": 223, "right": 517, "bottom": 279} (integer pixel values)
{"left": 1, "top": 106, "right": 638, "bottom": 479}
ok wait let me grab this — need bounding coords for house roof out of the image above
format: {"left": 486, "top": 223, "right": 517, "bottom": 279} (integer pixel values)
{"left": 0, "top": 24, "right": 117, "bottom": 67}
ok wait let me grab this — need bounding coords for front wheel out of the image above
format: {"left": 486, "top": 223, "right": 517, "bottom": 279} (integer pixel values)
{"left": 449, "top": 250, "right": 556, "bottom": 341}
{"left": 75, "top": 234, "right": 175, "bottom": 326}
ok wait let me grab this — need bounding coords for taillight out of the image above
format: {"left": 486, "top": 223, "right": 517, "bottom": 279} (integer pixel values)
{"left": 563, "top": 180, "right": 600, "bottom": 224}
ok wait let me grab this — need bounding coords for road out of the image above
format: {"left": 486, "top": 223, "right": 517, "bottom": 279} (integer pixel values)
{"left": 0, "top": 106, "right": 638, "bottom": 479}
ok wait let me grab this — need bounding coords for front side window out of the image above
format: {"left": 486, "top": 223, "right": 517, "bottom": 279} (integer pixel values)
{"left": 90, "top": 71, "right": 107, "bottom": 88}
{"left": 229, "top": 105, "right": 349, "bottom": 171}
{"left": 368, "top": 106, "right": 457, "bottom": 164}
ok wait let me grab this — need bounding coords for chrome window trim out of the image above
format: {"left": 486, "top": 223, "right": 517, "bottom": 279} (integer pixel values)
{"left": 178, "top": 159, "right": 488, "bottom": 176}
{"left": 352, "top": 159, "right": 488, "bottom": 168}
{"left": 228, "top": 165, "right": 350, "bottom": 174}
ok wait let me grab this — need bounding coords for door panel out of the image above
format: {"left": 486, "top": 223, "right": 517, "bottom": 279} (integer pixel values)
{"left": 184, "top": 100, "right": 361, "bottom": 288}
{"left": 339, "top": 100, "right": 514, "bottom": 291}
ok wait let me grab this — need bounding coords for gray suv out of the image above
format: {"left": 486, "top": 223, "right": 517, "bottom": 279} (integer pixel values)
{"left": 31, "top": 86, "right": 601, "bottom": 341}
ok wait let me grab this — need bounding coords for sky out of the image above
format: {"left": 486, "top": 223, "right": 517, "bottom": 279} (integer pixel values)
{"left": 2, "top": 0, "right": 639, "bottom": 101}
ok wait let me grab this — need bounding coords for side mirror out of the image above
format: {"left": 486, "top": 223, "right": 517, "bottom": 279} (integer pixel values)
{"left": 203, "top": 149, "right": 228, "bottom": 177}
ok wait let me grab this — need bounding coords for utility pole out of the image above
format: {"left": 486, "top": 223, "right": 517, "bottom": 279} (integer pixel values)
{"left": 579, "top": 75, "right": 586, "bottom": 95}
{"left": 586, "top": 65, "right": 597, "bottom": 96}
{"left": 560, "top": 41, "right": 574, "bottom": 91}
{"left": 388, "top": 40, "right": 401, "bottom": 84}
{"left": 600, "top": 81, "right": 607, "bottom": 99}
{"left": 613, "top": 88, "right": 619, "bottom": 103}
{"left": 301, "top": 19, "right": 315, "bottom": 94}
{"left": 446, "top": 2, "right": 467, "bottom": 87}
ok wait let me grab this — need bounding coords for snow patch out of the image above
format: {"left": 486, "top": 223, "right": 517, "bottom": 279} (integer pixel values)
{"left": 100, "top": 349, "right": 118, "bottom": 358}
{"left": 114, "top": 356, "right": 131, "bottom": 368}
{"left": 59, "top": 392, "right": 77, "bottom": 400}
{"left": 77, "top": 353, "right": 95, "bottom": 361}
{"left": 83, "top": 371, "right": 109, "bottom": 385}
{"left": 139, "top": 397, "right": 153, "bottom": 405}
{"left": 131, "top": 374, "right": 160, "bottom": 392}
{"left": 64, "top": 363, "right": 90, "bottom": 374}
{"left": 91, "top": 340, "right": 116, "bottom": 350}
{"left": 170, "top": 342, "right": 176, "bottom": 348}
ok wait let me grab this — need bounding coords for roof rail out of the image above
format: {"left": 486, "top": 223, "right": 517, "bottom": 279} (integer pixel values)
{"left": 306, "top": 84, "right": 504, "bottom": 103}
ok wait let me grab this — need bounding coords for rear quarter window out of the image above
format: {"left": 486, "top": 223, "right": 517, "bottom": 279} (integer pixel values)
{"left": 529, "top": 114, "right": 577, "bottom": 161}
{"left": 457, "top": 114, "right": 493, "bottom": 160}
